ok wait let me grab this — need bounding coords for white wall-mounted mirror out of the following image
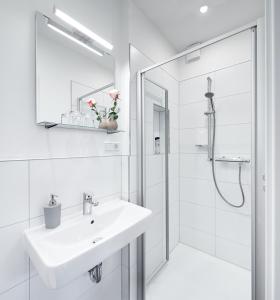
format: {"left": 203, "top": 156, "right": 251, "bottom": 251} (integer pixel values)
{"left": 35, "top": 12, "right": 115, "bottom": 129}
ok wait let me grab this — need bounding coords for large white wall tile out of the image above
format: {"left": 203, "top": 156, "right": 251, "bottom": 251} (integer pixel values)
{"left": 215, "top": 93, "right": 252, "bottom": 126}
{"left": 146, "top": 183, "right": 164, "bottom": 215}
{"left": 215, "top": 124, "right": 251, "bottom": 154}
{"left": 170, "top": 128, "right": 179, "bottom": 154}
{"left": 0, "top": 161, "right": 29, "bottom": 227}
{"left": 215, "top": 182, "right": 251, "bottom": 216}
{"left": 215, "top": 159, "right": 251, "bottom": 184}
{"left": 180, "top": 128, "right": 208, "bottom": 154}
{"left": 216, "top": 237, "right": 251, "bottom": 269}
{"left": 146, "top": 155, "right": 164, "bottom": 187}
{"left": 145, "top": 212, "right": 164, "bottom": 251}
{"left": 30, "top": 250, "right": 121, "bottom": 300}
{"left": 180, "top": 178, "right": 215, "bottom": 207}
{"left": 169, "top": 178, "right": 179, "bottom": 204}
{"left": 179, "top": 30, "right": 252, "bottom": 80}
{"left": 180, "top": 102, "right": 208, "bottom": 129}
{"left": 0, "top": 222, "right": 29, "bottom": 294}
{"left": 214, "top": 62, "right": 252, "bottom": 98}
{"left": 216, "top": 210, "right": 251, "bottom": 246}
{"left": 0, "top": 281, "right": 29, "bottom": 300}
{"left": 145, "top": 241, "right": 165, "bottom": 282}
{"left": 169, "top": 103, "right": 179, "bottom": 129}
{"left": 180, "top": 154, "right": 211, "bottom": 179}
{"left": 180, "top": 74, "right": 212, "bottom": 105}
{"left": 180, "top": 202, "right": 215, "bottom": 234}
{"left": 129, "top": 156, "right": 137, "bottom": 194}
{"left": 30, "top": 156, "right": 121, "bottom": 218}
{"left": 180, "top": 227, "right": 215, "bottom": 255}
{"left": 169, "top": 154, "right": 179, "bottom": 180}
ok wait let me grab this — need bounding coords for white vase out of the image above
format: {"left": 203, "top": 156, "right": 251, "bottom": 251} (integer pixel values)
{"left": 107, "top": 119, "right": 118, "bottom": 130}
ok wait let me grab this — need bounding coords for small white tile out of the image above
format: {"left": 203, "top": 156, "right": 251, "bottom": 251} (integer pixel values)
{"left": 0, "top": 161, "right": 29, "bottom": 227}
{"left": 214, "top": 62, "right": 252, "bottom": 98}
{"left": 216, "top": 210, "right": 251, "bottom": 246}
{"left": 180, "top": 227, "right": 215, "bottom": 255}
{"left": 180, "top": 202, "right": 215, "bottom": 234}
{"left": 180, "top": 178, "right": 215, "bottom": 207}
{"left": 216, "top": 237, "right": 251, "bottom": 269}
{"left": 0, "top": 222, "right": 29, "bottom": 294}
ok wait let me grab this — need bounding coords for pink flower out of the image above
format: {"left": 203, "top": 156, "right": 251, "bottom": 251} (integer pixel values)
{"left": 108, "top": 89, "right": 120, "bottom": 101}
{"left": 87, "top": 99, "right": 96, "bottom": 107}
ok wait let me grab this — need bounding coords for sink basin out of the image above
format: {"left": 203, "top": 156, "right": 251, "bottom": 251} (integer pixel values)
{"left": 24, "top": 200, "right": 152, "bottom": 289}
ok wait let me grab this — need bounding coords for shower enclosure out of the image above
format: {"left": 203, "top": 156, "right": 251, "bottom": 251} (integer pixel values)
{"left": 134, "top": 24, "right": 257, "bottom": 300}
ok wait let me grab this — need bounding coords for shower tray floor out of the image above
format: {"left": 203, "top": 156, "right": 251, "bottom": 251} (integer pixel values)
{"left": 146, "top": 243, "right": 251, "bottom": 300}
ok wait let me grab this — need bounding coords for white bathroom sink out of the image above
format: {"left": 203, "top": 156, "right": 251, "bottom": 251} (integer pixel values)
{"left": 23, "top": 200, "right": 152, "bottom": 289}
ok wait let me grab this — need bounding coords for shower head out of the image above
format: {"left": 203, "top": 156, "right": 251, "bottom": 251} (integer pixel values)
{"left": 205, "top": 77, "right": 214, "bottom": 99}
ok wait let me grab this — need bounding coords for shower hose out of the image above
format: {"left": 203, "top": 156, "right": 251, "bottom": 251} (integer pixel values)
{"left": 209, "top": 98, "right": 245, "bottom": 208}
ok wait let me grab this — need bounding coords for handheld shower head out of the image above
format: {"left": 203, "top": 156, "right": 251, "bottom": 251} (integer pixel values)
{"left": 205, "top": 77, "right": 214, "bottom": 99}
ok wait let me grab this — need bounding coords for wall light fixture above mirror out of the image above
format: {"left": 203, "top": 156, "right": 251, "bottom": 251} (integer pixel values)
{"left": 35, "top": 12, "right": 118, "bottom": 133}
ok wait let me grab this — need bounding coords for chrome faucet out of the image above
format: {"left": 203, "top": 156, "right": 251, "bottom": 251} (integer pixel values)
{"left": 83, "top": 193, "right": 99, "bottom": 215}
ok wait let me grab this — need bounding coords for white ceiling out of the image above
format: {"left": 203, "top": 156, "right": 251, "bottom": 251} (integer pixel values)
{"left": 132, "top": 0, "right": 264, "bottom": 51}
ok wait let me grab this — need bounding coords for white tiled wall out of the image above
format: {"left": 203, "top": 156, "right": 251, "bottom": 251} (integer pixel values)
{"left": 179, "top": 30, "right": 253, "bottom": 270}
{"left": 0, "top": 157, "right": 124, "bottom": 300}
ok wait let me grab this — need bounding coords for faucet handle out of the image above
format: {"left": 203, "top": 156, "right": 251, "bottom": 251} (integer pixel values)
{"left": 92, "top": 198, "right": 99, "bottom": 207}
{"left": 83, "top": 193, "right": 93, "bottom": 202}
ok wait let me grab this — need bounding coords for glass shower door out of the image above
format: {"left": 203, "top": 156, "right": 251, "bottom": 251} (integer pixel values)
{"left": 143, "top": 78, "right": 169, "bottom": 284}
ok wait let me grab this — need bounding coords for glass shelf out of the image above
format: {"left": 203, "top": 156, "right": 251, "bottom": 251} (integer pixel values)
{"left": 38, "top": 122, "right": 123, "bottom": 134}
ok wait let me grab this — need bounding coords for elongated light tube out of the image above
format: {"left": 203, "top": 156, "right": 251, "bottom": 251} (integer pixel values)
{"left": 47, "top": 23, "right": 103, "bottom": 56}
{"left": 54, "top": 8, "right": 113, "bottom": 51}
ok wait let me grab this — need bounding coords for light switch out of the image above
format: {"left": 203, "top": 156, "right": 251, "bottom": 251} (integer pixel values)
{"left": 104, "top": 142, "right": 121, "bottom": 152}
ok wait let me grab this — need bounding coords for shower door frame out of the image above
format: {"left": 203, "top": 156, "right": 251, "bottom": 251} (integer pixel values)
{"left": 136, "top": 76, "right": 170, "bottom": 298}
{"left": 136, "top": 21, "right": 260, "bottom": 300}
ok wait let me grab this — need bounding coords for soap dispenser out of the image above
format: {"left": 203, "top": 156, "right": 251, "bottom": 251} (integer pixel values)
{"left": 44, "top": 194, "right": 61, "bottom": 229}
